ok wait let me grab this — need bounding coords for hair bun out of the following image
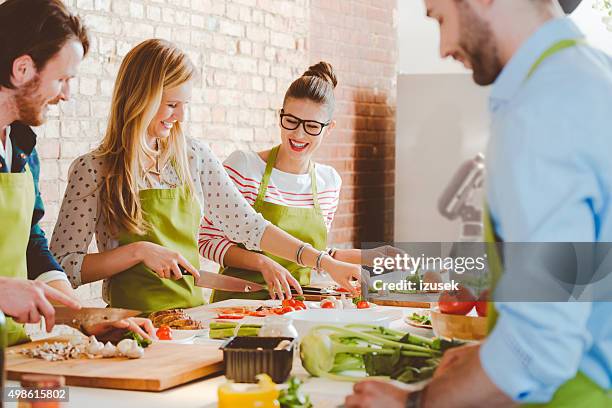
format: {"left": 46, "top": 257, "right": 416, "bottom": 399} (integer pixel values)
{"left": 303, "top": 61, "right": 337, "bottom": 89}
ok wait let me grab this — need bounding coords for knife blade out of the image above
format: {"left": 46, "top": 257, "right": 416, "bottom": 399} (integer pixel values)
{"left": 182, "top": 269, "right": 266, "bottom": 293}
{"left": 54, "top": 307, "right": 142, "bottom": 328}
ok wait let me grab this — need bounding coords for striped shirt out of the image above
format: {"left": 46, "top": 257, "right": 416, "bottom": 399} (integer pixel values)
{"left": 199, "top": 149, "right": 341, "bottom": 266}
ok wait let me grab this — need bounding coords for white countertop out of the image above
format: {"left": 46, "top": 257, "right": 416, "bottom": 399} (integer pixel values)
{"left": 5, "top": 306, "right": 430, "bottom": 408}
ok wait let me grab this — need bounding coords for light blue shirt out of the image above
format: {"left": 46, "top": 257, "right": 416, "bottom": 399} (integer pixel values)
{"left": 481, "top": 17, "right": 612, "bottom": 403}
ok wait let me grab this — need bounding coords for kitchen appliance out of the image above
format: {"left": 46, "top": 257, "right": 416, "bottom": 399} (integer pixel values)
{"left": 438, "top": 153, "right": 485, "bottom": 241}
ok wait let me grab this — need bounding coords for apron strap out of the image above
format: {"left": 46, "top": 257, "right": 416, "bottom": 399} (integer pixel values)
{"left": 255, "top": 145, "right": 279, "bottom": 208}
{"left": 526, "top": 39, "right": 584, "bottom": 79}
{"left": 309, "top": 161, "right": 321, "bottom": 214}
{"left": 255, "top": 145, "right": 322, "bottom": 214}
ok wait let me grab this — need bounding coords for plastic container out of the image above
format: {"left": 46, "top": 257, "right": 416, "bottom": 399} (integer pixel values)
{"left": 258, "top": 315, "right": 298, "bottom": 338}
{"left": 221, "top": 336, "right": 294, "bottom": 384}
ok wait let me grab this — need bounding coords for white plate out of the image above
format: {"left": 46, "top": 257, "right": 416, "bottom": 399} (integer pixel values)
{"left": 153, "top": 330, "right": 196, "bottom": 344}
{"left": 285, "top": 308, "right": 402, "bottom": 338}
{"left": 307, "top": 300, "right": 377, "bottom": 310}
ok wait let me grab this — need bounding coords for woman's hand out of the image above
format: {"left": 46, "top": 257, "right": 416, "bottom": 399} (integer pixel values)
{"left": 361, "top": 245, "right": 407, "bottom": 267}
{"left": 257, "top": 255, "right": 302, "bottom": 300}
{"left": 83, "top": 317, "right": 157, "bottom": 343}
{"left": 134, "top": 241, "right": 200, "bottom": 280}
{"left": 322, "top": 257, "right": 361, "bottom": 295}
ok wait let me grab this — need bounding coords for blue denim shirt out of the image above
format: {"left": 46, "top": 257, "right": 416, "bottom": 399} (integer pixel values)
{"left": 482, "top": 18, "right": 612, "bottom": 403}
{"left": 0, "top": 122, "right": 64, "bottom": 278}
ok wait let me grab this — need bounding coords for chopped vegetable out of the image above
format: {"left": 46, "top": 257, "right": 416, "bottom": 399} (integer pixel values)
{"left": 156, "top": 326, "right": 173, "bottom": 340}
{"left": 209, "top": 322, "right": 262, "bottom": 339}
{"left": 299, "top": 324, "right": 463, "bottom": 383}
{"left": 122, "top": 331, "right": 152, "bottom": 348}
{"left": 356, "top": 300, "right": 370, "bottom": 309}
{"left": 408, "top": 312, "right": 432, "bottom": 326}
{"left": 217, "top": 314, "right": 245, "bottom": 320}
{"left": 320, "top": 299, "right": 335, "bottom": 309}
{"left": 278, "top": 377, "right": 313, "bottom": 408}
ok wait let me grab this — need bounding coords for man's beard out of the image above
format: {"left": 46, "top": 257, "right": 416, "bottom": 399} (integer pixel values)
{"left": 457, "top": 2, "right": 503, "bottom": 86}
{"left": 13, "top": 76, "right": 59, "bottom": 126}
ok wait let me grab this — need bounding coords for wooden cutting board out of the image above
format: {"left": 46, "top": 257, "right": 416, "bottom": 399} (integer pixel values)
{"left": 6, "top": 337, "right": 223, "bottom": 391}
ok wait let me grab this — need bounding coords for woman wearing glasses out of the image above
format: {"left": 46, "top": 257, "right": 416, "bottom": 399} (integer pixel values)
{"left": 51, "top": 42, "right": 360, "bottom": 313}
{"left": 201, "top": 62, "right": 395, "bottom": 302}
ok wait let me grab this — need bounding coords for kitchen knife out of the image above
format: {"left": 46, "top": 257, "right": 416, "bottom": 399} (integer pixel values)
{"left": 182, "top": 268, "right": 266, "bottom": 293}
{"left": 54, "top": 306, "right": 142, "bottom": 329}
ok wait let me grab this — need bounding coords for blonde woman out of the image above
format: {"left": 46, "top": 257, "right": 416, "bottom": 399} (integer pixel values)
{"left": 200, "top": 62, "right": 400, "bottom": 302}
{"left": 51, "top": 39, "right": 360, "bottom": 312}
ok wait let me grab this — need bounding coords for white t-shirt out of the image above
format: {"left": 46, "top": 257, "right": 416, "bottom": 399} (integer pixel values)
{"left": 0, "top": 126, "right": 13, "bottom": 170}
{"left": 199, "top": 149, "right": 342, "bottom": 266}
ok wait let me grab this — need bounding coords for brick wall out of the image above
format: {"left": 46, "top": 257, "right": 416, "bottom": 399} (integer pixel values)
{"left": 1, "top": 0, "right": 397, "bottom": 302}
{"left": 309, "top": 0, "right": 397, "bottom": 246}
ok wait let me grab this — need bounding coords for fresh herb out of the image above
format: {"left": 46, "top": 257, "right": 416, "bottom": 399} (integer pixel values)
{"left": 299, "top": 324, "right": 463, "bottom": 383}
{"left": 278, "top": 377, "right": 313, "bottom": 408}
{"left": 123, "top": 331, "right": 152, "bottom": 348}
{"left": 409, "top": 312, "right": 432, "bottom": 326}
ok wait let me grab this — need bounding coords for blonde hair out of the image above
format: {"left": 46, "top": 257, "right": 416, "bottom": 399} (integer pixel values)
{"left": 96, "top": 39, "right": 195, "bottom": 236}
{"left": 283, "top": 61, "right": 337, "bottom": 115}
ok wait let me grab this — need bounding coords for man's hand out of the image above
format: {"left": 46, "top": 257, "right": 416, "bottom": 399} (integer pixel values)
{"left": 345, "top": 380, "right": 409, "bottom": 408}
{"left": 82, "top": 317, "right": 156, "bottom": 343}
{"left": 434, "top": 342, "right": 481, "bottom": 378}
{"left": 0, "top": 277, "right": 81, "bottom": 332}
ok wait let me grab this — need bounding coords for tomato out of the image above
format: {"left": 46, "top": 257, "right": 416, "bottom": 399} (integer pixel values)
{"left": 336, "top": 287, "right": 350, "bottom": 293}
{"left": 156, "top": 326, "right": 172, "bottom": 340}
{"left": 273, "top": 308, "right": 286, "bottom": 315}
{"left": 476, "top": 289, "right": 489, "bottom": 317}
{"left": 217, "top": 314, "right": 244, "bottom": 320}
{"left": 320, "top": 299, "right": 335, "bottom": 309}
{"left": 282, "top": 299, "right": 297, "bottom": 308}
{"left": 248, "top": 311, "right": 267, "bottom": 317}
{"left": 438, "top": 285, "right": 476, "bottom": 315}
{"left": 356, "top": 300, "right": 370, "bottom": 309}
{"left": 280, "top": 306, "right": 295, "bottom": 314}
{"left": 293, "top": 300, "right": 306, "bottom": 310}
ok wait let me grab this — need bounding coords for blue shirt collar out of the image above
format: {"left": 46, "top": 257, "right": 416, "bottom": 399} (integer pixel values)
{"left": 490, "top": 17, "right": 585, "bottom": 110}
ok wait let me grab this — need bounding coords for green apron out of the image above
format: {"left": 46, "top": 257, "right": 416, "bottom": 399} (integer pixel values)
{"left": 484, "top": 39, "right": 611, "bottom": 407}
{"left": 211, "top": 145, "right": 328, "bottom": 302}
{"left": 0, "top": 165, "right": 35, "bottom": 346}
{"left": 108, "top": 185, "right": 204, "bottom": 314}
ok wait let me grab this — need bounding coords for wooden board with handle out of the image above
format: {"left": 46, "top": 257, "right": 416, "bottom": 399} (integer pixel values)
{"left": 5, "top": 337, "right": 223, "bottom": 392}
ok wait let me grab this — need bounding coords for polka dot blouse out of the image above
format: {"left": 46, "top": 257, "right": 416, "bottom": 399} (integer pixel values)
{"left": 50, "top": 137, "right": 270, "bottom": 288}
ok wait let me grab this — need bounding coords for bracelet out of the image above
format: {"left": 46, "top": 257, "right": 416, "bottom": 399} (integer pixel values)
{"left": 327, "top": 247, "right": 337, "bottom": 259}
{"left": 315, "top": 251, "right": 327, "bottom": 271}
{"left": 296, "top": 243, "right": 312, "bottom": 266}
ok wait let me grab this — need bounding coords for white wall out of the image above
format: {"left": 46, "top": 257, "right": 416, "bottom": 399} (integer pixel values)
{"left": 398, "top": 0, "right": 612, "bottom": 75}
{"left": 394, "top": 0, "right": 612, "bottom": 242}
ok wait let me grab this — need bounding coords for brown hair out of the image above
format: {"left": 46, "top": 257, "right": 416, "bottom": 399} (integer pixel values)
{"left": 0, "top": 0, "right": 89, "bottom": 89}
{"left": 283, "top": 61, "right": 337, "bottom": 115}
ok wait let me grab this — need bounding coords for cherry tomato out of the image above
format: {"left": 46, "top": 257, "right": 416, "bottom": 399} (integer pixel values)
{"left": 280, "top": 306, "right": 295, "bottom": 314}
{"left": 293, "top": 300, "right": 306, "bottom": 310}
{"left": 356, "top": 300, "right": 370, "bottom": 309}
{"left": 475, "top": 289, "right": 489, "bottom": 317}
{"left": 156, "top": 326, "right": 173, "bottom": 340}
{"left": 273, "top": 308, "right": 285, "bottom": 315}
{"left": 438, "top": 285, "right": 476, "bottom": 315}
{"left": 248, "top": 311, "right": 267, "bottom": 317}
{"left": 336, "top": 287, "right": 350, "bottom": 293}
{"left": 321, "top": 299, "right": 335, "bottom": 309}
{"left": 282, "top": 299, "right": 296, "bottom": 308}
{"left": 217, "top": 314, "right": 244, "bottom": 320}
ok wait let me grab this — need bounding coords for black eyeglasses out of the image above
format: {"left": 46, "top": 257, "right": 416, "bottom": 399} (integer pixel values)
{"left": 279, "top": 109, "right": 331, "bottom": 136}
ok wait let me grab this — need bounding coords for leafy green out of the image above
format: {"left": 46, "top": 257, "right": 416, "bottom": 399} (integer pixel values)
{"left": 299, "top": 324, "right": 462, "bottom": 384}
{"left": 278, "top": 377, "right": 313, "bottom": 408}
{"left": 408, "top": 312, "right": 432, "bottom": 326}
{"left": 123, "top": 331, "right": 152, "bottom": 348}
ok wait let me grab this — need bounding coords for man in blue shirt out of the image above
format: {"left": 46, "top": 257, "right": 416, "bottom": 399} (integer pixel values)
{"left": 346, "top": 0, "right": 611, "bottom": 407}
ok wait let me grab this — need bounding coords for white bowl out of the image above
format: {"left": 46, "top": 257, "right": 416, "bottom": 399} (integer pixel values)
{"left": 285, "top": 308, "right": 401, "bottom": 338}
